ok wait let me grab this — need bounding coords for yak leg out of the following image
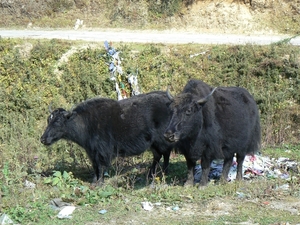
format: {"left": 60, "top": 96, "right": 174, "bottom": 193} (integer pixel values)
{"left": 236, "top": 153, "right": 246, "bottom": 180}
{"left": 149, "top": 149, "right": 162, "bottom": 178}
{"left": 162, "top": 148, "right": 172, "bottom": 174}
{"left": 91, "top": 160, "right": 99, "bottom": 183}
{"left": 221, "top": 155, "right": 234, "bottom": 183}
{"left": 199, "top": 157, "right": 211, "bottom": 187}
{"left": 149, "top": 147, "right": 171, "bottom": 177}
{"left": 91, "top": 154, "right": 105, "bottom": 186}
{"left": 91, "top": 163, "right": 104, "bottom": 186}
{"left": 184, "top": 156, "right": 196, "bottom": 186}
{"left": 221, "top": 157, "right": 232, "bottom": 181}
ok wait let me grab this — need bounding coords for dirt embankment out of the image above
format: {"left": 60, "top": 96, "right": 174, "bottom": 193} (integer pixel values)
{"left": 0, "top": 0, "right": 299, "bottom": 35}
{"left": 174, "top": 0, "right": 300, "bottom": 34}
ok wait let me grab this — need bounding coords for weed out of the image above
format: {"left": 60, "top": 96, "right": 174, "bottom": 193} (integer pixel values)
{"left": 44, "top": 170, "right": 80, "bottom": 189}
{"left": 1, "top": 163, "right": 10, "bottom": 197}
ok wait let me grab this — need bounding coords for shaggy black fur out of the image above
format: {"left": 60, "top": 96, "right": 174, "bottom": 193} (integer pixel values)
{"left": 164, "top": 79, "right": 261, "bottom": 186}
{"left": 41, "top": 91, "right": 175, "bottom": 185}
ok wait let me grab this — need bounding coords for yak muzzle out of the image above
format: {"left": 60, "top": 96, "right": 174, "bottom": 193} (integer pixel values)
{"left": 40, "top": 136, "right": 51, "bottom": 145}
{"left": 164, "top": 130, "right": 180, "bottom": 142}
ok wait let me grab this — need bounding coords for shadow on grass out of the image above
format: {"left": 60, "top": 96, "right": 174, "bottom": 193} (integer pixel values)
{"left": 40, "top": 157, "right": 188, "bottom": 190}
{"left": 109, "top": 160, "right": 188, "bottom": 190}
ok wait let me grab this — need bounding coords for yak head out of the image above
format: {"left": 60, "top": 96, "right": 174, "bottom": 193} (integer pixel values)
{"left": 164, "top": 87, "right": 216, "bottom": 142}
{"left": 40, "top": 108, "right": 75, "bottom": 145}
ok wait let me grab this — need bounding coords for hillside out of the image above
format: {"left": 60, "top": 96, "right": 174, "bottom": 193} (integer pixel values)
{"left": 0, "top": 0, "right": 299, "bottom": 35}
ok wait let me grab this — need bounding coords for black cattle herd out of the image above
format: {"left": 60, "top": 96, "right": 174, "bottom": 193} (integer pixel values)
{"left": 41, "top": 79, "right": 261, "bottom": 187}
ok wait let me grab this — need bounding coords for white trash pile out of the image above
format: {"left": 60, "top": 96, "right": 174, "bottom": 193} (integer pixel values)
{"left": 194, "top": 154, "right": 299, "bottom": 183}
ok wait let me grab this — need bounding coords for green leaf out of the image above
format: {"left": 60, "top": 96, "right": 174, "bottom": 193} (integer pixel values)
{"left": 62, "top": 171, "right": 70, "bottom": 180}
{"left": 44, "top": 178, "right": 52, "bottom": 184}
{"left": 52, "top": 177, "right": 61, "bottom": 186}
{"left": 53, "top": 171, "right": 62, "bottom": 178}
{"left": 98, "top": 191, "right": 113, "bottom": 198}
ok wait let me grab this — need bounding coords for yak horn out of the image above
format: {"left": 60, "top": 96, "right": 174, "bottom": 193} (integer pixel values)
{"left": 166, "top": 86, "right": 174, "bottom": 101}
{"left": 70, "top": 104, "right": 76, "bottom": 111}
{"left": 48, "top": 102, "right": 53, "bottom": 113}
{"left": 197, "top": 87, "right": 217, "bottom": 104}
{"left": 63, "top": 111, "right": 73, "bottom": 119}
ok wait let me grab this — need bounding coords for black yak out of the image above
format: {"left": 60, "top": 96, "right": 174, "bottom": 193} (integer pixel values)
{"left": 41, "top": 91, "right": 174, "bottom": 185}
{"left": 164, "top": 79, "right": 261, "bottom": 187}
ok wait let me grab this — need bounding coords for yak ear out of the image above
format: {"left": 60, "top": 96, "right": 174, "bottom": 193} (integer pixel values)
{"left": 63, "top": 111, "right": 76, "bottom": 119}
{"left": 197, "top": 87, "right": 217, "bottom": 105}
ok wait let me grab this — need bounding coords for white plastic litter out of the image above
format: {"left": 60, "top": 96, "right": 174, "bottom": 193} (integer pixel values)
{"left": 0, "top": 214, "right": 14, "bottom": 225}
{"left": 74, "top": 19, "right": 83, "bottom": 30}
{"left": 141, "top": 202, "right": 153, "bottom": 211}
{"left": 172, "top": 206, "right": 180, "bottom": 211}
{"left": 194, "top": 154, "right": 298, "bottom": 183}
{"left": 190, "top": 51, "right": 207, "bottom": 58}
{"left": 57, "top": 206, "right": 76, "bottom": 219}
{"left": 115, "top": 82, "right": 124, "bottom": 101}
{"left": 128, "top": 74, "right": 141, "bottom": 96}
{"left": 276, "top": 184, "right": 290, "bottom": 191}
{"left": 99, "top": 209, "right": 107, "bottom": 214}
{"left": 24, "top": 180, "right": 36, "bottom": 189}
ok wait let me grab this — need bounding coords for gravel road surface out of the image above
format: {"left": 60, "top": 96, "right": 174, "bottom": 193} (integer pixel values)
{"left": 1, "top": 29, "right": 300, "bottom": 45}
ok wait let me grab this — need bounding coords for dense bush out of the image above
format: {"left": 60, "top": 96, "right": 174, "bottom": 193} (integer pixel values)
{"left": 0, "top": 38, "right": 300, "bottom": 194}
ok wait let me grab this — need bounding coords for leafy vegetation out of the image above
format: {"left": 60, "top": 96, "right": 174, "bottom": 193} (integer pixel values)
{"left": 0, "top": 38, "right": 300, "bottom": 224}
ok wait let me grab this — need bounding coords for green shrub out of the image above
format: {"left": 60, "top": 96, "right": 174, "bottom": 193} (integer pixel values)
{"left": 147, "top": 0, "right": 183, "bottom": 17}
{"left": 59, "top": 47, "right": 115, "bottom": 102}
{"left": 47, "top": 0, "right": 74, "bottom": 13}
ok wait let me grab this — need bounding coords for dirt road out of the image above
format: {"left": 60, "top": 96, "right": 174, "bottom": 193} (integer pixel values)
{"left": 1, "top": 29, "right": 300, "bottom": 45}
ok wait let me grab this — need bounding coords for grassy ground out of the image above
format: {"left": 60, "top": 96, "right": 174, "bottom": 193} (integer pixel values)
{"left": 1, "top": 150, "right": 300, "bottom": 225}
{"left": 0, "top": 38, "right": 300, "bottom": 224}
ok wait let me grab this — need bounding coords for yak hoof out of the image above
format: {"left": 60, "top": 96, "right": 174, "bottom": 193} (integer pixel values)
{"left": 198, "top": 184, "right": 208, "bottom": 190}
{"left": 91, "top": 180, "right": 104, "bottom": 187}
{"left": 198, "top": 180, "right": 208, "bottom": 187}
{"left": 219, "top": 176, "right": 230, "bottom": 184}
{"left": 184, "top": 180, "right": 194, "bottom": 187}
{"left": 91, "top": 176, "right": 104, "bottom": 187}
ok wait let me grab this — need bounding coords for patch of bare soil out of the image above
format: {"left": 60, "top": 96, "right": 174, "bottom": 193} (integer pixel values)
{"left": 269, "top": 200, "right": 300, "bottom": 215}
{"left": 85, "top": 197, "right": 300, "bottom": 225}
{"left": 170, "top": 0, "right": 299, "bottom": 35}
